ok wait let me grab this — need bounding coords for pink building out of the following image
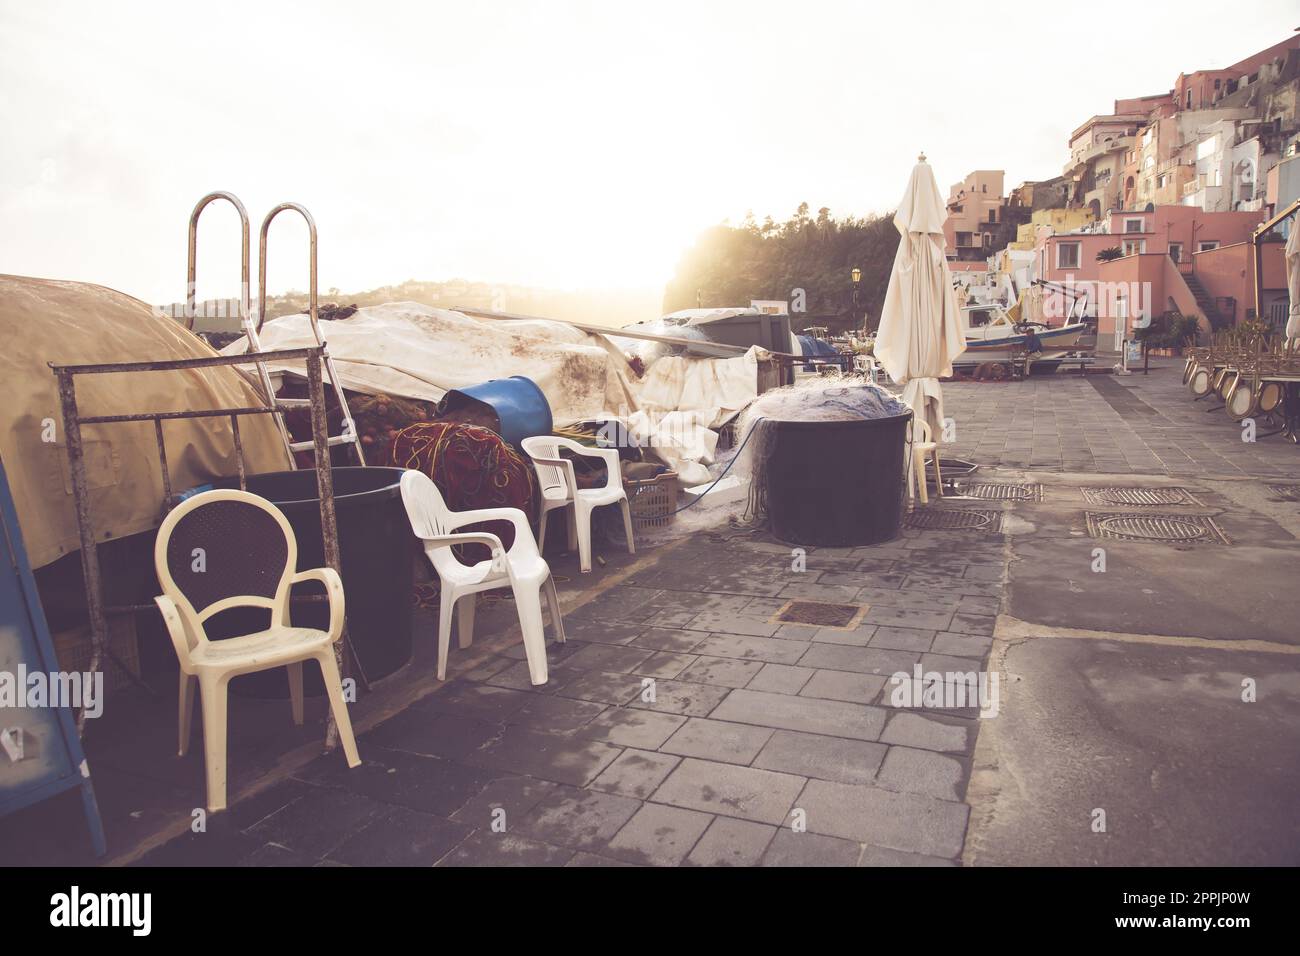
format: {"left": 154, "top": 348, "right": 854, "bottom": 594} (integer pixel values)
{"left": 1173, "top": 34, "right": 1300, "bottom": 111}
{"left": 943, "top": 170, "right": 1005, "bottom": 261}
{"left": 1034, "top": 206, "right": 1273, "bottom": 338}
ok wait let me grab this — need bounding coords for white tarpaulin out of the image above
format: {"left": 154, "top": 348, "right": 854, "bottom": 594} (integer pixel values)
{"left": 875, "top": 156, "right": 967, "bottom": 444}
{"left": 224, "top": 302, "right": 762, "bottom": 483}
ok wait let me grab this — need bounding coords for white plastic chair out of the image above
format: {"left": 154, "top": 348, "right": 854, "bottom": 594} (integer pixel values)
{"left": 909, "top": 419, "right": 944, "bottom": 505}
{"left": 152, "top": 489, "right": 361, "bottom": 812}
{"left": 520, "top": 435, "right": 634, "bottom": 573}
{"left": 398, "top": 469, "right": 564, "bottom": 685}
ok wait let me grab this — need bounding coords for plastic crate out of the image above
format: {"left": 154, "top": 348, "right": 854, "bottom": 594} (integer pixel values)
{"left": 626, "top": 471, "right": 679, "bottom": 529}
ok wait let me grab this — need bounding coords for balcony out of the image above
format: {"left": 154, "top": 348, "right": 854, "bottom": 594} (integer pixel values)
{"left": 1063, "top": 136, "right": 1135, "bottom": 175}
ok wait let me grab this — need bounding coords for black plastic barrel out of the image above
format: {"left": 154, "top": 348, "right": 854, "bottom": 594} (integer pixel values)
{"left": 762, "top": 413, "right": 911, "bottom": 547}
{"left": 215, "top": 466, "right": 413, "bottom": 695}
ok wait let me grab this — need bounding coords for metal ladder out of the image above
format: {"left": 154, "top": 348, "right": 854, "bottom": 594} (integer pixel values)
{"left": 186, "top": 192, "right": 365, "bottom": 466}
{"left": 258, "top": 202, "right": 365, "bottom": 464}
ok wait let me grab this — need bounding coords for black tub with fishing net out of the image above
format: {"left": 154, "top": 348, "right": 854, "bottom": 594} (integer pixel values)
{"left": 743, "top": 384, "right": 911, "bottom": 547}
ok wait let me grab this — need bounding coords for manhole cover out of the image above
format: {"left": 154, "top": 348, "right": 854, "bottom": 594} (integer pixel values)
{"left": 960, "top": 482, "right": 1043, "bottom": 501}
{"left": 1081, "top": 486, "right": 1201, "bottom": 507}
{"left": 1266, "top": 484, "right": 1300, "bottom": 502}
{"left": 1085, "top": 512, "right": 1229, "bottom": 545}
{"left": 904, "top": 509, "right": 1002, "bottom": 532}
{"left": 772, "top": 600, "right": 867, "bottom": 629}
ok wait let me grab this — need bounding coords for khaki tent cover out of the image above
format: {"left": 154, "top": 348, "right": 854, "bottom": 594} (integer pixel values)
{"left": 0, "top": 275, "right": 291, "bottom": 569}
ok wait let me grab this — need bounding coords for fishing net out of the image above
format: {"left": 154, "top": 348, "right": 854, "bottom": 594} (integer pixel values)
{"left": 390, "top": 421, "right": 537, "bottom": 564}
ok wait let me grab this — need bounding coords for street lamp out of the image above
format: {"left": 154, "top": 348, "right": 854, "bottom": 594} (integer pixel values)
{"left": 850, "top": 267, "right": 862, "bottom": 333}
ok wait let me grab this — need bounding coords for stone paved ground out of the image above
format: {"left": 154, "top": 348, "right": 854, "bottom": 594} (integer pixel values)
{"left": 126, "top": 362, "right": 1299, "bottom": 867}
{"left": 943, "top": 362, "right": 1298, "bottom": 478}
{"left": 137, "top": 527, "right": 994, "bottom": 866}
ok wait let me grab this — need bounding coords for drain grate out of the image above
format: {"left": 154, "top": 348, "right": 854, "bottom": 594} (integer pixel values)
{"left": 1081, "top": 486, "right": 1202, "bottom": 507}
{"left": 1085, "top": 512, "right": 1229, "bottom": 545}
{"left": 1266, "top": 484, "right": 1300, "bottom": 502}
{"left": 959, "top": 482, "right": 1043, "bottom": 501}
{"left": 772, "top": 600, "right": 867, "bottom": 629}
{"left": 904, "top": 508, "right": 1003, "bottom": 532}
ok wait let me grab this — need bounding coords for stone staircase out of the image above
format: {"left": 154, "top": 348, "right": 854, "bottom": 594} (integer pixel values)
{"left": 1183, "top": 273, "right": 1229, "bottom": 329}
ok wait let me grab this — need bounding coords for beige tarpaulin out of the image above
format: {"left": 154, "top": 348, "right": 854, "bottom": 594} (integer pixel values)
{"left": 875, "top": 156, "right": 968, "bottom": 444}
{"left": 0, "top": 275, "right": 291, "bottom": 569}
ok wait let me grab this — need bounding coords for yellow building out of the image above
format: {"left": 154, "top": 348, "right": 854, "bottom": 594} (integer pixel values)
{"left": 1009, "top": 207, "right": 1096, "bottom": 250}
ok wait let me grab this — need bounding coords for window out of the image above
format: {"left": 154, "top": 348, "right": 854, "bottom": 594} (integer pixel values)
{"left": 1124, "top": 217, "right": 1144, "bottom": 233}
{"left": 1123, "top": 239, "right": 1146, "bottom": 256}
{"left": 1169, "top": 243, "right": 1183, "bottom": 263}
{"left": 1198, "top": 240, "right": 1219, "bottom": 253}
{"left": 988, "top": 209, "right": 997, "bottom": 223}
{"left": 1057, "top": 242, "right": 1081, "bottom": 269}
{"left": 1157, "top": 174, "right": 1168, "bottom": 189}
{"left": 1186, "top": 90, "right": 1193, "bottom": 109}
{"left": 957, "top": 232, "right": 972, "bottom": 247}
{"left": 969, "top": 310, "right": 992, "bottom": 327}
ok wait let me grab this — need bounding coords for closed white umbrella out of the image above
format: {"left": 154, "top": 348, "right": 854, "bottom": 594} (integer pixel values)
{"left": 1285, "top": 221, "right": 1300, "bottom": 340}
{"left": 875, "top": 154, "right": 967, "bottom": 449}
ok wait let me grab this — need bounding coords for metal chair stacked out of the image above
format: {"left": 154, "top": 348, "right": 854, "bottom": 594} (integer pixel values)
{"left": 1184, "top": 330, "right": 1300, "bottom": 441}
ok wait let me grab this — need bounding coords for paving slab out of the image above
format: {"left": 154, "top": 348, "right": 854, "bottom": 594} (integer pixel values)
{"left": 761, "top": 829, "right": 862, "bottom": 867}
{"left": 752, "top": 730, "right": 886, "bottom": 785}
{"left": 604, "top": 803, "right": 713, "bottom": 865}
{"left": 689, "top": 632, "right": 811, "bottom": 665}
{"left": 652, "top": 758, "right": 806, "bottom": 825}
{"left": 660, "top": 717, "right": 774, "bottom": 764}
{"left": 745, "top": 663, "right": 815, "bottom": 695}
{"left": 627, "top": 678, "right": 731, "bottom": 717}
{"left": 589, "top": 749, "right": 681, "bottom": 799}
{"left": 578, "top": 708, "right": 687, "bottom": 749}
{"left": 685, "top": 817, "right": 776, "bottom": 867}
{"left": 516, "top": 786, "right": 643, "bottom": 853}
{"left": 711, "top": 688, "right": 887, "bottom": 741}
{"left": 326, "top": 807, "right": 472, "bottom": 867}
{"left": 465, "top": 727, "right": 623, "bottom": 786}
{"left": 879, "top": 712, "right": 975, "bottom": 754}
{"left": 436, "top": 832, "right": 573, "bottom": 867}
{"left": 797, "top": 779, "right": 970, "bottom": 858}
{"left": 876, "top": 746, "right": 966, "bottom": 801}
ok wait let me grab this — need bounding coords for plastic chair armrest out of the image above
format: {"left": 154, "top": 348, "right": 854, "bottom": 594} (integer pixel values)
{"left": 153, "top": 594, "right": 199, "bottom": 673}
{"left": 445, "top": 509, "right": 539, "bottom": 560}
{"left": 549, "top": 439, "right": 622, "bottom": 492}
{"left": 292, "top": 567, "right": 346, "bottom": 641}
{"left": 423, "top": 531, "right": 512, "bottom": 579}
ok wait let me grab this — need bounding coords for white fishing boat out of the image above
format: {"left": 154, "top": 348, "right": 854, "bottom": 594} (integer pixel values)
{"left": 960, "top": 302, "right": 1087, "bottom": 362}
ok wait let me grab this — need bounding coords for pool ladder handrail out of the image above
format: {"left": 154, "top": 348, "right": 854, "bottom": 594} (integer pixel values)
{"left": 258, "top": 202, "right": 365, "bottom": 465}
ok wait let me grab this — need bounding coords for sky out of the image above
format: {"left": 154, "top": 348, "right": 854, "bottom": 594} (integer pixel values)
{"left": 2, "top": 0, "right": 1298, "bottom": 310}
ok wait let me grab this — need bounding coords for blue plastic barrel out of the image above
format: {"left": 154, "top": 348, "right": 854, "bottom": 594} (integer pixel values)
{"left": 439, "top": 375, "right": 553, "bottom": 448}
